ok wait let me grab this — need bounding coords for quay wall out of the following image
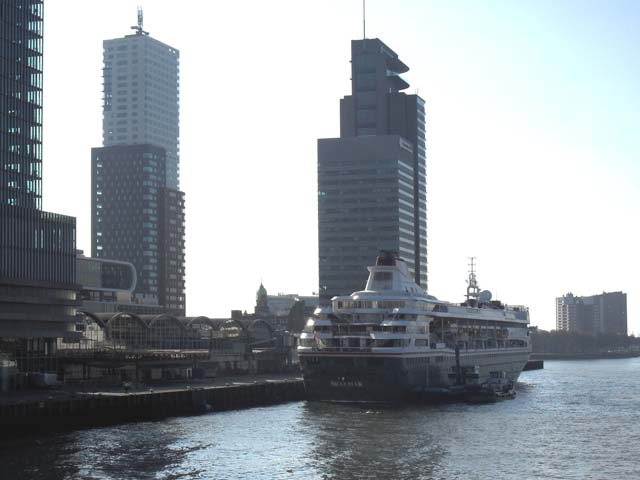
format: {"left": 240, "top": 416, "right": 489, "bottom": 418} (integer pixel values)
{"left": 0, "top": 379, "right": 305, "bottom": 436}
{"left": 530, "top": 352, "right": 640, "bottom": 361}
{"left": 522, "top": 359, "right": 544, "bottom": 371}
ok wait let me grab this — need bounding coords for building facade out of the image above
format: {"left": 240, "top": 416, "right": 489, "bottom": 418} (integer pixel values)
{"left": 1, "top": 1, "right": 78, "bottom": 343}
{"left": 92, "top": 14, "right": 186, "bottom": 315}
{"left": 91, "top": 144, "right": 185, "bottom": 315}
{"left": 0, "top": 0, "right": 44, "bottom": 210}
{"left": 76, "top": 252, "right": 136, "bottom": 312}
{"left": 556, "top": 292, "right": 627, "bottom": 335}
{"left": 253, "top": 283, "right": 318, "bottom": 333}
{"left": 318, "top": 38, "right": 427, "bottom": 302}
{"left": 102, "top": 26, "right": 180, "bottom": 189}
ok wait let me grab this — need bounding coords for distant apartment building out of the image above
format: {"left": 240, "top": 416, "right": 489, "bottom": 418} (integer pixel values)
{"left": 556, "top": 292, "right": 627, "bottom": 335}
{"left": 318, "top": 38, "right": 427, "bottom": 303}
{"left": 91, "top": 12, "right": 186, "bottom": 315}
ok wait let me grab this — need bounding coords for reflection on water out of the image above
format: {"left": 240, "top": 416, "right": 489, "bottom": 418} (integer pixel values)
{"left": 2, "top": 358, "right": 640, "bottom": 479}
{"left": 302, "top": 402, "right": 445, "bottom": 480}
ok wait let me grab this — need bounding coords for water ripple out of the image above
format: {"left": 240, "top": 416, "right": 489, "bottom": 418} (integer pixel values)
{"left": 2, "top": 358, "right": 640, "bottom": 480}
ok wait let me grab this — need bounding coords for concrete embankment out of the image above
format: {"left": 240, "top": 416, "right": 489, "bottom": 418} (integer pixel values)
{"left": 531, "top": 352, "right": 640, "bottom": 361}
{"left": 0, "top": 377, "right": 305, "bottom": 436}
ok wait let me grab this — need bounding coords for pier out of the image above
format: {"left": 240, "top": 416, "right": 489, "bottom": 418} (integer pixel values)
{"left": 0, "top": 374, "right": 305, "bottom": 437}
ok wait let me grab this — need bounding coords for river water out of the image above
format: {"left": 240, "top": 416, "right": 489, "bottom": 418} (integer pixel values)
{"left": 2, "top": 358, "right": 639, "bottom": 480}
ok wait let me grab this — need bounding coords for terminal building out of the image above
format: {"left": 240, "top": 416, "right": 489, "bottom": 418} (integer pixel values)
{"left": 556, "top": 292, "right": 627, "bottom": 336}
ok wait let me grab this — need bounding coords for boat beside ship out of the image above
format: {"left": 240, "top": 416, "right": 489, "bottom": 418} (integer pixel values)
{"left": 298, "top": 251, "right": 531, "bottom": 402}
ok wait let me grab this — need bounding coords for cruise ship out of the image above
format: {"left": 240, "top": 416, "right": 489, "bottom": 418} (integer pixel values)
{"left": 298, "top": 252, "right": 531, "bottom": 402}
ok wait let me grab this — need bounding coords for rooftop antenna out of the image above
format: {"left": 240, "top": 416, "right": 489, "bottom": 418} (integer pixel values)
{"left": 131, "top": 6, "right": 149, "bottom": 36}
{"left": 363, "top": 0, "right": 366, "bottom": 39}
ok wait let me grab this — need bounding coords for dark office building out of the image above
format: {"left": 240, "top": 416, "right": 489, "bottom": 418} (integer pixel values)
{"left": 91, "top": 145, "right": 185, "bottom": 315}
{"left": 318, "top": 38, "right": 427, "bottom": 301}
{"left": 158, "top": 188, "right": 186, "bottom": 314}
{"left": 1, "top": 1, "right": 78, "bottom": 353}
{"left": 0, "top": 0, "right": 44, "bottom": 210}
{"left": 556, "top": 292, "right": 627, "bottom": 336}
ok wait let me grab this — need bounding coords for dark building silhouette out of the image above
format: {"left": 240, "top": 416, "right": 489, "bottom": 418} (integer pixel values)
{"left": 91, "top": 14, "right": 186, "bottom": 315}
{"left": 91, "top": 145, "right": 185, "bottom": 315}
{"left": 0, "top": 1, "right": 78, "bottom": 353}
{"left": 556, "top": 292, "right": 627, "bottom": 335}
{"left": 318, "top": 38, "right": 427, "bottom": 302}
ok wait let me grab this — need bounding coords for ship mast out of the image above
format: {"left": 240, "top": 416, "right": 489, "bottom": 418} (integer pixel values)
{"left": 466, "top": 257, "right": 480, "bottom": 302}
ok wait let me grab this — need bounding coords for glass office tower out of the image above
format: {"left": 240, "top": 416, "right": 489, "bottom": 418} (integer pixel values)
{"left": 0, "top": 1, "right": 78, "bottom": 351}
{"left": 318, "top": 38, "right": 427, "bottom": 302}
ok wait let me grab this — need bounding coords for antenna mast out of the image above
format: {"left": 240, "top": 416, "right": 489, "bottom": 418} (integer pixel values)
{"left": 131, "top": 6, "right": 149, "bottom": 36}
{"left": 363, "top": 0, "right": 366, "bottom": 39}
{"left": 466, "top": 257, "right": 480, "bottom": 302}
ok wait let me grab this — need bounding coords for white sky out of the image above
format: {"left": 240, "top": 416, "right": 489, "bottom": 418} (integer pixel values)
{"left": 43, "top": 1, "right": 640, "bottom": 333}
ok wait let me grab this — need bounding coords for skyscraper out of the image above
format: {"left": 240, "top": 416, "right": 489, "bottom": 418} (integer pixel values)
{"left": 318, "top": 38, "right": 427, "bottom": 302}
{"left": 102, "top": 13, "right": 180, "bottom": 189}
{"left": 0, "top": 0, "right": 43, "bottom": 209}
{"left": 1, "top": 1, "right": 78, "bottom": 344}
{"left": 91, "top": 11, "right": 185, "bottom": 315}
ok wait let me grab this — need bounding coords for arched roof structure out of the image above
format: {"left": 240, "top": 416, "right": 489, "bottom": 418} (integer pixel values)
{"left": 182, "top": 316, "right": 218, "bottom": 328}
{"left": 76, "top": 310, "right": 107, "bottom": 329}
{"left": 244, "top": 318, "right": 274, "bottom": 336}
{"left": 103, "top": 311, "right": 148, "bottom": 329}
{"left": 142, "top": 314, "right": 186, "bottom": 330}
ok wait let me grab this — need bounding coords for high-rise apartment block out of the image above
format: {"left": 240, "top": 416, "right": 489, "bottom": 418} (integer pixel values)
{"left": 1, "top": 0, "right": 78, "bottom": 341}
{"left": 91, "top": 13, "right": 185, "bottom": 315}
{"left": 102, "top": 26, "right": 180, "bottom": 189}
{"left": 318, "top": 39, "right": 427, "bottom": 302}
{"left": 556, "top": 292, "right": 627, "bottom": 335}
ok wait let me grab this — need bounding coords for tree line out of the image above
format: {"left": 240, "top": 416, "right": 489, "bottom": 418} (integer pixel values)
{"left": 531, "top": 329, "right": 640, "bottom": 354}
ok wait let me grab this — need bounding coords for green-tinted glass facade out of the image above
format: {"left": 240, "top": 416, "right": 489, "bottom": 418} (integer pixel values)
{"left": 0, "top": 0, "right": 44, "bottom": 209}
{"left": 0, "top": 1, "right": 79, "bottom": 342}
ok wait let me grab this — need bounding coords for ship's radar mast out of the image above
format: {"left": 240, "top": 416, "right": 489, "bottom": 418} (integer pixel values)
{"left": 466, "top": 257, "right": 480, "bottom": 302}
{"left": 131, "top": 6, "right": 149, "bottom": 36}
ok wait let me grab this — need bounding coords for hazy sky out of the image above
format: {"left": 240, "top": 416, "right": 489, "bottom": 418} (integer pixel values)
{"left": 43, "top": 0, "right": 640, "bottom": 333}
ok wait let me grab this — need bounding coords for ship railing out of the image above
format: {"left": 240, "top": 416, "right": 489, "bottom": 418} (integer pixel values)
{"left": 313, "top": 346, "right": 373, "bottom": 353}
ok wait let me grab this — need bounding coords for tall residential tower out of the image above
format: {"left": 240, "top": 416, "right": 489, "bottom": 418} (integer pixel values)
{"left": 318, "top": 38, "right": 427, "bottom": 302}
{"left": 102, "top": 13, "right": 180, "bottom": 189}
{"left": 92, "top": 11, "right": 185, "bottom": 315}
